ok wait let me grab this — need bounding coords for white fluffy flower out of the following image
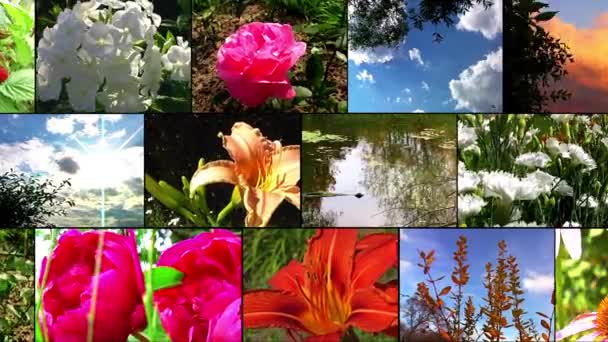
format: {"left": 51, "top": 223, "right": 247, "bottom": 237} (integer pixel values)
{"left": 525, "top": 170, "right": 573, "bottom": 197}
{"left": 601, "top": 137, "right": 608, "bottom": 148}
{"left": 162, "top": 37, "right": 191, "bottom": 82}
{"left": 515, "top": 152, "right": 551, "bottom": 168}
{"left": 458, "top": 169, "right": 480, "bottom": 193}
{"left": 551, "top": 114, "right": 574, "bottom": 123}
{"left": 480, "top": 171, "right": 541, "bottom": 203}
{"left": 458, "top": 194, "right": 486, "bottom": 221}
{"left": 458, "top": 121, "right": 477, "bottom": 148}
{"left": 567, "top": 144, "right": 597, "bottom": 171}
{"left": 500, "top": 221, "right": 545, "bottom": 227}
{"left": 577, "top": 194, "right": 598, "bottom": 209}
{"left": 36, "top": 0, "right": 188, "bottom": 112}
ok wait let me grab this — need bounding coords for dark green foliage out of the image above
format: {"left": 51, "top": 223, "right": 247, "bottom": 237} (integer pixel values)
{"left": 505, "top": 0, "right": 574, "bottom": 112}
{"left": 0, "top": 170, "right": 75, "bottom": 227}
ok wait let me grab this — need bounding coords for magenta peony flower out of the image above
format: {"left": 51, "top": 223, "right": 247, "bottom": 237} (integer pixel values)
{"left": 38, "top": 230, "right": 147, "bottom": 342}
{"left": 217, "top": 22, "right": 306, "bottom": 107}
{"left": 154, "top": 229, "right": 242, "bottom": 342}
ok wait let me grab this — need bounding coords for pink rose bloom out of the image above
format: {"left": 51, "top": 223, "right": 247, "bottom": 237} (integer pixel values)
{"left": 38, "top": 230, "right": 147, "bottom": 342}
{"left": 217, "top": 22, "right": 306, "bottom": 107}
{"left": 154, "top": 229, "right": 242, "bottom": 342}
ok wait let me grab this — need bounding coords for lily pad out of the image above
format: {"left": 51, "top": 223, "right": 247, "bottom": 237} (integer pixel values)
{"left": 302, "top": 130, "right": 348, "bottom": 143}
{"left": 409, "top": 128, "right": 446, "bottom": 140}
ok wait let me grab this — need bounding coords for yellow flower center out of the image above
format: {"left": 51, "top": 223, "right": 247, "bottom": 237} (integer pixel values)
{"left": 255, "top": 149, "right": 284, "bottom": 192}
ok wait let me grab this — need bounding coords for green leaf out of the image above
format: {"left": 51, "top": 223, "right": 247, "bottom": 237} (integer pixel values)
{"left": 294, "top": 86, "right": 313, "bottom": 98}
{"left": 13, "top": 36, "right": 34, "bottom": 68}
{"left": 2, "top": 2, "right": 33, "bottom": 33}
{"left": 147, "top": 266, "right": 184, "bottom": 291}
{"left": 0, "top": 68, "right": 34, "bottom": 104}
{"left": 0, "top": 93, "right": 20, "bottom": 112}
{"left": 534, "top": 11, "right": 558, "bottom": 22}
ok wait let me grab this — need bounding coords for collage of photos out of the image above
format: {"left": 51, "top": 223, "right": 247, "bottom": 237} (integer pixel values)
{"left": 0, "top": 0, "right": 606, "bottom": 341}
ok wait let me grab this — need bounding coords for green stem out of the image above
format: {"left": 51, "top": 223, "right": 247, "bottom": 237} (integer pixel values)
{"left": 144, "top": 229, "right": 157, "bottom": 333}
{"left": 37, "top": 229, "right": 57, "bottom": 342}
{"left": 216, "top": 201, "right": 236, "bottom": 226}
{"left": 131, "top": 331, "right": 151, "bottom": 342}
{"left": 87, "top": 231, "right": 106, "bottom": 342}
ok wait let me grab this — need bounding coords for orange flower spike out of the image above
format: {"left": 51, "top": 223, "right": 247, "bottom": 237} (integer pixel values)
{"left": 189, "top": 122, "right": 300, "bottom": 227}
{"left": 244, "top": 229, "right": 398, "bottom": 340}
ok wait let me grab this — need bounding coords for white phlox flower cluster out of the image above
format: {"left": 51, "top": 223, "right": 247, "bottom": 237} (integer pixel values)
{"left": 37, "top": 0, "right": 190, "bottom": 112}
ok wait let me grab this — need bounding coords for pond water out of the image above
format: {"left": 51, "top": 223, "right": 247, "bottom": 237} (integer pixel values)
{"left": 302, "top": 114, "right": 457, "bottom": 227}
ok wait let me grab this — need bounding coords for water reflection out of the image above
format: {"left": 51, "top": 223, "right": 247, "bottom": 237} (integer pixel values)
{"left": 302, "top": 114, "right": 457, "bottom": 227}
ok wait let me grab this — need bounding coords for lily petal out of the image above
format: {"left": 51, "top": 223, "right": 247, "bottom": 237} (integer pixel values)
{"left": 189, "top": 160, "right": 238, "bottom": 195}
{"left": 244, "top": 187, "right": 285, "bottom": 227}
{"left": 560, "top": 228, "right": 582, "bottom": 260}
{"left": 221, "top": 122, "right": 275, "bottom": 185}
{"left": 304, "top": 332, "right": 342, "bottom": 342}
{"left": 274, "top": 145, "right": 301, "bottom": 187}
{"left": 268, "top": 260, "right": 306, "bottom": 294}
{"left": 282, "top": 185, "right": 301, "bottom": 210}
{"left": 556, "top": 312, "right": 597, "bottom": 340}
{"left": 347, "top": 287, "right": 398, "bottom": 333}
{"left": 243, "top": 290, "right": 309, "bottom": 331}
{"left": 304, "top": 229, "right": 358, "bottom": 295}
{"left": 351, "top": 233, "right": 397, "bottom": 289}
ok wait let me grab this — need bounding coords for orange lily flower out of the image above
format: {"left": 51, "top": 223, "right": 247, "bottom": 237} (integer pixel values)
{"left": 189, "top": 122, "right": 300, "bottom": 227}
{"left": 244, "top": 229, "right": 398, "bottom": 341}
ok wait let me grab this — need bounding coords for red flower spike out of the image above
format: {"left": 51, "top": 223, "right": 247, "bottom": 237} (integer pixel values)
{"left": 244, "top": 228, "right": 398, "bottom": 340}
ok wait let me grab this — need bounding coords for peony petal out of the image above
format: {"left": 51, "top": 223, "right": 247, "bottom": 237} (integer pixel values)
{"left": 560, "top": 228, "right": 582, "bottom": 260}
{"left": 243, "top": 289, "right": 309, "bottom": 331}
{"left": 351, "top": 233, "right": 397, "bottom": 289}
{"left": 347, "top": 287, "right": 398, "bottom": 333}
{"left": 268, "top": 260, "right": 306, "bottom": 293}
{"left": 189, "top": 160, "right": 238, "bottom": 195}
{"left": 274, "top": 145, "right": 301, "bottom": 188}
{"left": 243, "top": 187, "right": 285, "bottom": 227}
{"left": 303, "top": 229, "right": 358, "bottom": 296}
{"left": 207, "top": 297, "right": 241, "bottom": 341}
{"left": 556, "top": 312, "right": 597, "bottom": 340}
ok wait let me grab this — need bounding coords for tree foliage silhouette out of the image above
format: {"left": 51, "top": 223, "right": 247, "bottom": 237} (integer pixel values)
{"left": 0, "top": 170, "right": 75, "bottom": 227}
{"left": 505, "top": 0, "right": 574, "bottom": 112}
{"left": 349, "top": 0, "right": 493, "bottom": 49}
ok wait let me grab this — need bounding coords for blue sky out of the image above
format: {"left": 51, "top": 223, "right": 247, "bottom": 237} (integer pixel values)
{"left": 400, "top": 229, "right": 554, "bottom": 340}
{"left": 548, "top": 0, "right": 605, "bottom": 28}
{"left": 0, "top": 114, "right": 144, "bottom": 226}
{"left": 349, "top": 0, "right": 502, "bottom": 113}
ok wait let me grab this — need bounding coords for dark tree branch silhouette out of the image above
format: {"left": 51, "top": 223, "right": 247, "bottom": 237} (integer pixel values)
{"left": 505, "top": 0, "right": 574, "bottom": 112}
{"left": 0, "top": 170, "right": 75, "bottom": 227}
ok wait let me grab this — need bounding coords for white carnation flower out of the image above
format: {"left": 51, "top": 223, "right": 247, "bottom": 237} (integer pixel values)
{"left": 458, "top": 194, "right": 486, "bottom": 221}
{"left": 551, "top": 114, "right": 574, "bottom": 123}
{"left": 515, "top": 152, "right": 551, "bottom": 168}
{"left": 577, "top": 194, "right": 598, "bottom": 209}
{"left": 458, "top": 169, "right": 480, "bottom": 193}
{"left": 458, "top": 121, "right": 477, "bottom": 149}
{"left": 567, "top": 144, "right": 597, "bottom": 171}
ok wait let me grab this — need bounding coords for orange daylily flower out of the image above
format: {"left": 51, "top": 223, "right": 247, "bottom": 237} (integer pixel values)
{"left": 244, "top": 229, "right": 398, "bottom": 341}
{"left": 189, "top": 122, "right": 300, "bottom": 227}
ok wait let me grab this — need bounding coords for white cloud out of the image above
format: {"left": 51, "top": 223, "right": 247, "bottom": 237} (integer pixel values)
{"left": 349, "top": 46, "right": 396, "bottom": 65}
{"left": 395, "top": 97, "right": 402, "bottom": 103}
{"left": 400, "top": 259, "right": 413, "bottom": 271}
{"left": 421, "top": 81, "right": 430, "bottom": 91}
{"left": 413, "top": 109, "right": 425, "bottom": 113}
{"left": 400, "top": 230, "right": 409, "bottom": 241}
{"left": 104, "top": 114, "right": 123, "bottom": 122}
{"left": 46, "top": 114, "right": 101, "bottom": 137}
{"left": 449, "top": 47, "right": 502, "bottom": 112}
{"left": 523, "top": 271, "right": 553, "bottom": 293}
{"left": 47, "top": 117, "right": 75, "bottom": 135}
{"left": 0, "top": 138, "right": 56, "bottom": 174}
{"left": 11, "top": 114, "right": 19, "bottom": 119}
{"left": 356, "top": 69, "right": 376, "bottom": 84}
{"left": 402, "top": 88, "right": 411, "bottom": 94}
{"left": 457, "top": 0, "right": 502, "bottom": 39}
{"left": 409, "top": 48, "right": 424, "bottom": 66}
{"left": 408, "top": 97, "right": 413, "bottom": 104}
{"left": 106, "top": 129, "right": 127, "bottom": 140}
